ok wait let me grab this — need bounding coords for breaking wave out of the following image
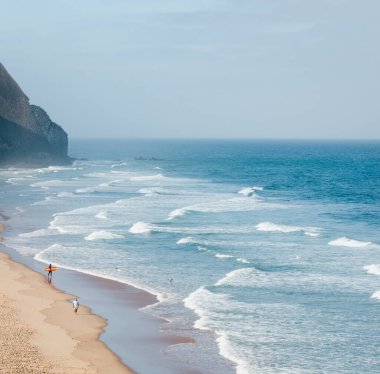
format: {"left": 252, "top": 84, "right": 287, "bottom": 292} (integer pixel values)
{"left": 215, "top": 268, "right": 260, "bottom": 287}
{"left": 328, "top": 237, "right": 379, "bottom": 249}
{"left": 238, "top": 186, "right": 263, "bottom": 197}
{"left": 85, "top": 231, "right": 124, "bottom": 241}
{"left": 256, "top": 222, "right": 320, "bottom": 236}
{"left": 129, "top": 222, "right": 153, "bottom": 234}
{"left": 183, "top": 287, "right": 252, "bottom": 374}
{"left": 168, "top": 208, "right": 187, "bottom": 220}
{"left": 168, "top": 196, "right": 288, "bottom": 220}
{"left": 363, "top": 264, "right": 380, "bottom": 276}
{"left": 95, "top": 211, "right": 108, "bottom": 220}
{"left": 215, "top": 254, "right": 234, "bottom": 259}
{"left": 236, "top": 258, "right": 250, "bottom": 264}
{"left": 177, "top": 236, "right": 197, "bottom": 245}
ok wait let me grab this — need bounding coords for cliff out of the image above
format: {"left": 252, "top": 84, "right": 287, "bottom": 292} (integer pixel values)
{"left": 0, "top": 63, "right": 70, "bottom": 166}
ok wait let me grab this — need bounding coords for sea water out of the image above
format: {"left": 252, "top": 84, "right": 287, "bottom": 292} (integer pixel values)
{"left": 1, "top": 139, "right": 380, "bottom": 373}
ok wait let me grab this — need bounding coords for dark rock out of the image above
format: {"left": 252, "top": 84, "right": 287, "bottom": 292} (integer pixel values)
{"left": 0, "top": 63, "right": 70, "bottom": 166}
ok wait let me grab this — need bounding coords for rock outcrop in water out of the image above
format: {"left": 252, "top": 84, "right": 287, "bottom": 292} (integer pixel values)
{"left": 0, "top": 63, "right": 70, "bottom": 166}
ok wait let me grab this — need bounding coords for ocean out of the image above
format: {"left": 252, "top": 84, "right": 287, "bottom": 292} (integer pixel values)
{"left": 1, "top": 139, "right": 380, "bottom": 373}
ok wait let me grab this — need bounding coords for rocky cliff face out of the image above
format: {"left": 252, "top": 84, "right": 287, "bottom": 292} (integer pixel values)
{"left": 0, "top": 63, "right": 70, "bottom": 166}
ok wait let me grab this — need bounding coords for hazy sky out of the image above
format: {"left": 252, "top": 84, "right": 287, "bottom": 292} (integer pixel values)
{"left": 1, "top": 0, "right": 379, "bottom": 139}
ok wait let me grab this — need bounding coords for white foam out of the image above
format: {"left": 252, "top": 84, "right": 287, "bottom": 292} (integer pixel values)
{"left": 371, "top": 291, "right": 380, "bottom": 300}
{"left": 30, "top": 180, "right": 64, "bottom": 189}
{"left": 34, "top": 243, "right": 64, "bottom": 260}
{"left": 75, "top": 187, "right": 95, "bottom": 193}
{"left": 19, "top": 228, "right": 57, "bottom": 238}
{"left": 256, "top": 222, "right": 319, "bottom": 236}
{"left": 6, "top": 177, "right": 32, "bottom": 184}
{"left": 328, "top": 237, "right": 378, "bottom": 249}
{"left": 138, "top": 187, "right": 165, "bottom": 196}
{"left": 197, "top": 246, "right": 208, "bottom": 251}
{"left": 49, "top": 216, "right": 86, "bottom": 235}
{"left": 95, "top": 211, "right": 108, "bottom": 220}
{"left": 168, "top": 196, "right": 288, "bottom": 220}
{"left": 111, "top": 162, "right": 128, "bottom": 168}
{"left": 215, "top": 268, "right": 258, "bottom": 287}
{"left": 183, "top": 287, "right": 252, "bottom": 374}
{"left": 130, "top": 173, "right": 165, "bottom": 181}
{"left": 177, "top": 237, "right": 196, "bottom": 244}
{"left": 238, "top": 187, "right": 256, "bottom": 197}
{"left": 216, "top": 333, "right": 252, "bottom": 374}
{"left": 37, "top": 165, "right": 78, "bottom": 173}
{"left": 57, "top": 192, "right": 74, "bottom": 198}
{"left": 85, "top": 231, "right": 124, "bottom": 241}
{"left": 215, "top": 254, "right": 234, "bottom": 259}
{"left": 168, "top": 208, "right": 187, "bottom": 220}
{"left": 305, "top": 231, "right": 319, "bottom": 237}
{"left": 33, "top": 246, "right": 164, "bottom": 302}
{"left": 184, "top": 287, "right": 229, "bottom": 330}
{"left": 100, "top": 179, "right": 123, "bottom": 188}
{"left": 129, "top": 222, "right": 153, "bottom": 234}
{"left": 236, "top": 258, "right": 250, "bottom": 264}
{"left": 31, "top": 196, "right": 56, "bottom": 205}
{"left": 363, "top": 264, "right": 380, "bottom": 276}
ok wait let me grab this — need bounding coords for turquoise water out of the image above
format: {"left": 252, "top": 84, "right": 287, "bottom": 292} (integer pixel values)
{"left": 1, "top": 139, "right": 380, "bottom": 373}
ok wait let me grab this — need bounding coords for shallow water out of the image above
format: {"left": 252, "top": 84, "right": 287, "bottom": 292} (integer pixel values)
{"left": 1, "top": 139, "right": 380, "bottom": 373}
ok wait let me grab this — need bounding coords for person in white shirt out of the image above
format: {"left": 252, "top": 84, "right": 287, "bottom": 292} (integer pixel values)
{"left": 72, "top": 298, "right": 79, "bottom": 313}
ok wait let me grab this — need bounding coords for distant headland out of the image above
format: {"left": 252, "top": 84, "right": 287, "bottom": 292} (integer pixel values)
{"left": 0, "top": 63, "right": 70, "bottom": 166}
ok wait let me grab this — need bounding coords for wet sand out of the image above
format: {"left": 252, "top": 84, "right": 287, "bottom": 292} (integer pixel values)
{"left": 0, "top": 222, "right": 197, "bottom": 374}
{"left": 0, "top": 251, "right": 132, "bottom": 373}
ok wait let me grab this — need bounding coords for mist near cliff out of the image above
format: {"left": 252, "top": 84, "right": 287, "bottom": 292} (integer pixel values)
{"left": 1, "top": 0, "right": 379, "bottom": 139}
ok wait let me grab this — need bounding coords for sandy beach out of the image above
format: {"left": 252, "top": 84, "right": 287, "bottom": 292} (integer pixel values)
{"left": 0, "top": 221, "right": 133, "bottom": 374}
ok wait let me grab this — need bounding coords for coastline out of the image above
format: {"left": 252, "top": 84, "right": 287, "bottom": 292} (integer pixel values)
{"left": 0, "top": 252, "right": 132, "bottom": 373}
{"left": 0, "top": 222, "right": 201, "bottom": 374}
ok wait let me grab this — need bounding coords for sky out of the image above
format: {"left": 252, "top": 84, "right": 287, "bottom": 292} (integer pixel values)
{"left": 1, "top": 0, "right": 379, "bottom": 139}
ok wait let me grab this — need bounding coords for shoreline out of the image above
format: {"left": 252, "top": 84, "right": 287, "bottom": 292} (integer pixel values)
{"left": 0, "top": 221, "right": 201, "bottom": 374}
{"left": 0, "top": 251, "right": 132, "bottom": 373}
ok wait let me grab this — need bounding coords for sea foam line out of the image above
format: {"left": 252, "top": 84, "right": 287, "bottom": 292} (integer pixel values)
{"left": 167, "top": 196, "right": 289, "bottom": 221}
{"left": 256, "top": 222, "right": 320, "bottom": 236}
{"left": 34, "top": 245, "right": 166, "bottom": 302}
{"left": 183, "top": 287, "right": 252, "bottom": 374}
{"left": 329, "top": 237, "right": 379, "bottom": 249}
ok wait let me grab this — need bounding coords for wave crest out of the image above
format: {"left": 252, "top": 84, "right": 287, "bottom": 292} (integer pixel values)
{"left": 363, "top": 264, "right": 380, "bottom": 275}
{"left": 168, "top": 208, "right": 187, "bottom": 220}
{"left": 238, "top": 186, "right": 263, "bottom": 197}
{"left": 371, "top": 291, "right": 380, "bottom": 300}
{"left": 85, "top": 231, "right": 123, "bottom": 241}
{"left": 177, "top": 236, "right": 196, "bottom": 244}
{"left": 256, "top": 222, "right": 319, "bottom": 236}
{"left": 215, "top": 268, "right": 259, "bottom": 287}
{"left": 215, "top": 254, "right": 234, "bottom": 259}
{"left": 129, "top": 222, "right": 153, "bottom": 234}
{"left": 328, "top": 237, "right": 378, "bottom": 249}
{"left": 95, "top": 211, "right": 108, "bottom": 220}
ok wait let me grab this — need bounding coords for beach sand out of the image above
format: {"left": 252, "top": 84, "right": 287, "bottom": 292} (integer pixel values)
{"left": 0, "top": 246, "right": 133, "bottom": 373}
{"left": 0, "top": 220, "right": 201, "bottom": 373}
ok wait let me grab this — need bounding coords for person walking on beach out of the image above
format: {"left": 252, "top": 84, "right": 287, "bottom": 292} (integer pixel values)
{"left": 47, "top": 264, "right": 53, "bottom": 282}
{"left": 72, "top": 298, "right": 79, "bottom": 313}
